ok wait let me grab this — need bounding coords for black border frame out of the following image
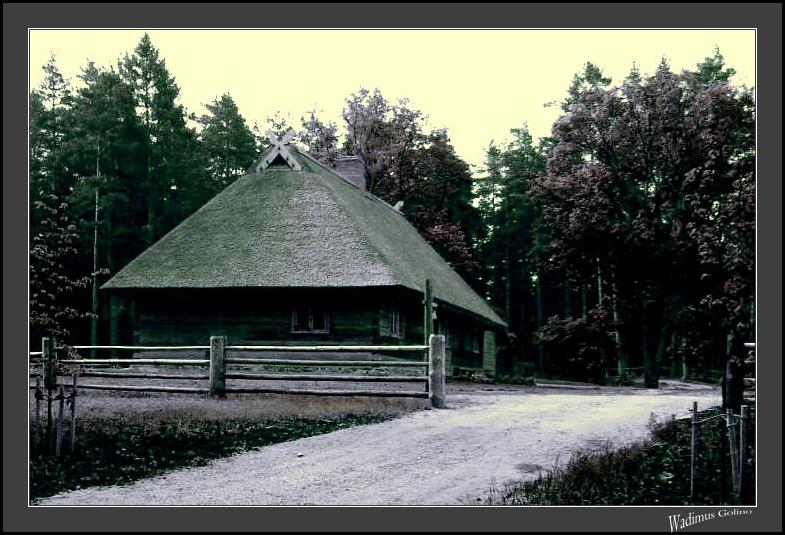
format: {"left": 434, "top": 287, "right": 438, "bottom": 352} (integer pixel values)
{"left": 4, "top": 3, "right": 781, "bottom": 532}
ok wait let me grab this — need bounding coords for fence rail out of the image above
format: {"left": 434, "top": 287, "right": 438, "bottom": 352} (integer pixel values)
{"left": 80, "top": 371, "right": 210, "bottom": 380}
{"left": 65, "top": 358, "right": 210, "bottom": 366}
{"left": 226, "top": 372, "right": 427, "bottom": 382}
{"left": 226, "top": 358, "right": 426, "bottom": 367}
{"left": 226, "top": 344, "right": 428, "bottom": 352}
{"left": 223, "top": 387, "right": 430, "bottom": 398}
{"left": 75, "top": 384, "right": 210, "bottom": 394}
{"left": 65, "top": 345, "right": 210, "bottom": 351}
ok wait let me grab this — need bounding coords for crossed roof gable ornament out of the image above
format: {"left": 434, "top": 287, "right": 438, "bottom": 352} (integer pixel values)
{"left": 257, "top": 128, "right": 302, "bottom": 172}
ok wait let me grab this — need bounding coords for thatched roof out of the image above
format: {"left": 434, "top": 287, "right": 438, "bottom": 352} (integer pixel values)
{"left": 103, "top": 148, "right": 505, "bottom": 327}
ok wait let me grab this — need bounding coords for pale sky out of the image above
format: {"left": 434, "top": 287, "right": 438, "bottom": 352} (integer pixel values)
{"left": 29, "top": 29, "right": 755, "bottom": 172}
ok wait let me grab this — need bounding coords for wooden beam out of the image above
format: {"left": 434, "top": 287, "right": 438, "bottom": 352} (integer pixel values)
{"left": 226, "top": 344, "right": 427, "bottom": 352}
{"left": 68, "top": 345, "right": 210, "bottom": 350}
{"left": 429, "top": 334, "right": 446, "bottom": 408}
{"left": 424, "top": 279, "right": 434, "bottom": 345}
{"left": 65, "top": 359, "right": 209, "bottom": 365}
{"left": 226, "top": 358, "right": 426, "bottom": 367}
{"left": 80, "top": 371, "right": 210, "bottom": 380}
{"left": 259, "top": 129, "right": 302, "bottom": 171}
{"left": 225, "top": 387, "right": 429, "bottom": 398}
{"left": 74, "top": 384, "right": 209, "bottom": 394}
{"left": 226, "top": 372, "right": 427, "bottom": 382}
{"left": 209, "top": 335, "right": 227, "bottom": 397}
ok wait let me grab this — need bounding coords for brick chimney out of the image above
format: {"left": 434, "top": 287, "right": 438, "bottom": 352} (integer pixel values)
{"left": 334, "top": 155, "right": 367, "bottom": 191}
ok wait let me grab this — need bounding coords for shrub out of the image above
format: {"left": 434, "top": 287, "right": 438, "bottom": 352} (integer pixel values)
{"left": 535, "top": 314, "right": 617, "bottom": 384}
{"left": 485, "top": 404, "right": 755, "bottom": 505}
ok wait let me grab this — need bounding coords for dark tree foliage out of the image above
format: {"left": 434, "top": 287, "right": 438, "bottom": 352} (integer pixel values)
{"left": 536, "top": 310, "right": 617, "bottom": 385}
{"left": 199, "top": 93, "right": 258, "bottom": 189}
{"left": 64, "top": 62, "right": 148, "bottom": 273}
{"left": 475, "top": 127, "right": 549, "bottom": 366}
{"left": 30, "top": 55, "right": 75, "bottom": 240}
{"left": 342, "top": 89, "right": 484, "bottom": 288}
{"left": 530, "top": 53, "right": 754, "bottom": 386}
{"left": 299, "top": 110, "right": 339, "bottom": 167}
{"left": 342, "top": 88, "right": 423, "bottom": 198}
{"left": 28, "top": 35, "right": 227, "bottom": 346}
{"left": 120, "top": 33, "right": 209, "bottom": 244}
{"left": 30, "top": 194, "right": 93, "bottom": 342}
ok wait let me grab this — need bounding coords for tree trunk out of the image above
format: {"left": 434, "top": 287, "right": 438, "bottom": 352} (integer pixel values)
{"left": 596, "top": 258, "right": 604, "bottom": 304}
{"left": 670, "top": 332, "right": 679, "bottom": 378}
{"left": 643, "top": 309, "right": 663, "bottom": 389}
{"left": 653, "top": 323, "right": 671, "bottom": 385}
{"left": 536, "top": 272, "right": 545, "bottom": 372}
{"left": 563, "top": 278, "right": 572, "bottom": 318}
{"left": 90, "top": 188, "right": 99, "bottom": 357}
{"left": 611, "top": 274, "right": 626, "bottom": 377}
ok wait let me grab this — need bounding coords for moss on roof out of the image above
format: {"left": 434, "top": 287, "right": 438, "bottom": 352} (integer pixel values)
{"left": 103, "top": 149, "right": 505, "bottom": 327}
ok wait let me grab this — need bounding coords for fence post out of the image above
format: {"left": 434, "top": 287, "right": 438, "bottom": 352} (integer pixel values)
{"left": 726, "top": 408, "right": 739, "bottom": 494}
{"left": 690, "top": 401, "right": 698, "bottom": 499}
{"left": 42, "top": 337, "right": 56, "bottom": 452}
{"left": 739, "top": 405, "right": 749, "bottom": 500}
{"left": 55, "top": 386, "right": 65, "bottom": 457}
{"left": 423, "top": 279, "right": 434, "bottom": 345}
{"left": 70, "top": 374, "right": 78, "bottom": 453}
{"left": 209, "top": 335, "right": 226, "bottom": 397}
{"left": 429, "top": 334, "right": 446, "bottom": 409}
{"left": 33, "top": 376, "right": 42, "bottom": 449}
{"left": 42, "top": 337, "right": 57, "bottom": 391}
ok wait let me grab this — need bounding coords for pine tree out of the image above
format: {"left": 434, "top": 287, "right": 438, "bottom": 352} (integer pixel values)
{"left": 199, "top": 93, "right": 257, "bottom": 188}
{"left": 120, "top": 33, "right": 207, "bottom": 244}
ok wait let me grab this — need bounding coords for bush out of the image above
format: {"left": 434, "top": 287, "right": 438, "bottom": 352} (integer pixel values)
{"left": 535, "top": 314, "right": 617, "bottom": 384}
{"left": 485, "top": 404, "right": 755, "bottom": 505}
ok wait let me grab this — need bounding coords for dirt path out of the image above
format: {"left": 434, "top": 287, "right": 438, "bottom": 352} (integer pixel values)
{"left": 38, "top": 381, "right": 721, "bottom": 506}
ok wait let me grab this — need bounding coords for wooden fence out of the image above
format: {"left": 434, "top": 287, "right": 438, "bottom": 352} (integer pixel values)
{"left": 30, "top": 335, "right": 447, "bottom": 454}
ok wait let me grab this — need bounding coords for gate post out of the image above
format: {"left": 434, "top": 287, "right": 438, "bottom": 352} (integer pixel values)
{"left": 42, "top": 337, "right": 56, "bottom": 451}
{"left": 209, "top": 335, "right": 226, "bottom": 397}
{"left": 726, "top": 408, "right": 739, "bottom": 494}
{"left": 423, "top": 279, "right": 434, "bottom": 345}
{"left": 42, "top": 337, "right": 57, "bottom": 391}
{"left": 690, "top": 401, "right": 698, "bottom": 498}
{"left": 739, "top": 404, "right": 749, "bottom": 500}
{"left": 429, "top": 334, "right": 446, "bottom": 409}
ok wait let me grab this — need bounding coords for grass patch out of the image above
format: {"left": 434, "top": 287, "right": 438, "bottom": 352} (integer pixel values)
{"left": 30, "top": 411, "right": 392, "bottom": 502}
{"left": 484, "top": 404, "right": 755, "bottom": 506}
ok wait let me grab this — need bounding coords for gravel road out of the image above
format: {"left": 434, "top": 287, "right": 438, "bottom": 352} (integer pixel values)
{"left": 38, "top": 381, "right": 721, "bottom": 506}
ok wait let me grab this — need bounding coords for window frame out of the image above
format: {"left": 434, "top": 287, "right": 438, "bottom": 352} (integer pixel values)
{"left": 290, "top": 304, "right": 331, "bottom": 334}
{"left": 389, "top": 304, "right": 401, "bottom": 338}
{"left": 471, "top": 331, "right": 481, "bottom": 353}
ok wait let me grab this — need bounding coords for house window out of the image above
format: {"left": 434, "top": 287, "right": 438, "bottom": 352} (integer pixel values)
{"left": 471, "top": 331, "right": 481, "bottom": 353}
{"left": 291, "top": 305, "right": 330, "bottom": 333}
{"left": 390, "top": 305, "right": 401, "bottom": 338}
{"left": 439, "top": 319, "right": 450, "bottom": 347}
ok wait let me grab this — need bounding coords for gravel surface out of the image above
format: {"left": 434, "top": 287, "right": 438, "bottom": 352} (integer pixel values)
{"left": 37, "top": 380, "right": 721, "bottom": 506}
